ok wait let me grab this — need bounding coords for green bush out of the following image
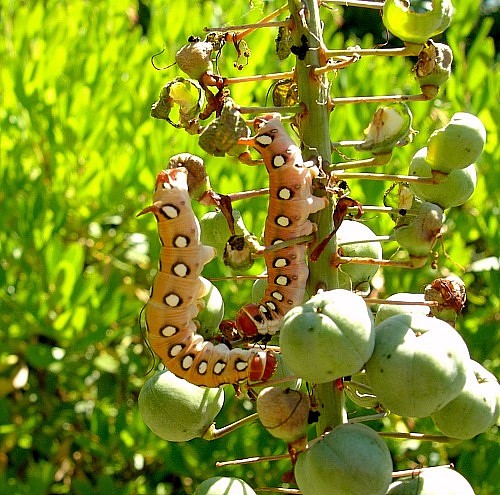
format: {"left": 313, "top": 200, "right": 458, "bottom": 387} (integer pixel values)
{"left": 0, "top": 1, "right": 497, "bottom": 494}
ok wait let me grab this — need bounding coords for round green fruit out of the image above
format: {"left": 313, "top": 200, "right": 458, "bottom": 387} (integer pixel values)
{"left": 394, "top": 201, "right": 444, "bottom": 257}
{"left": 408, "top": 147, "right": 477, "bottom": 209}
{"left": 295, "top": 423, "right": 393, "bottom": 495}
{"left": 279, "top": 289, "right": 375, "bottom": 383}
{"left": 386, "top": 467, "right": 475, "bottom": 494}
{"left": 375, "top": 293, "right": 429, "bottom": 325}
{"left": 336, "top": 220, "right": 383, "bottom": 290}
{"left": 196, "top": 278, "right": 224, "bottom": 340}
{"left": 365, "top": 314, "right": 470, "bottom": 417}
{"left": 272, "top": 353, "right": 304, "bottom": 391}
{"left": 426, "top": 112, "right": 486, "bottom": 172}
{"left": 344, "top": 371, "right": 381, "bottom": 410}
{"left": 382, "top": 0, "right": 453, "bottom": 44}
{"left": 138, "top": 370, "right": 224, "bottom": 442}
{"left": 431, "top": 360, "right": 499, "bottom": 439}
{"left": 251, "top": 272, "right": 268, "bottom": 303}
{"left": 194, "top": 477, "right": 256, "bottom": 495}
{"left": 200, "top": 209, "right": 250, "bottom": 257}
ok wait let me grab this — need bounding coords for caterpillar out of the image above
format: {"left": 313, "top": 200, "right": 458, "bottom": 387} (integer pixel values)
{"left": 140, "top": 166, "right": 276, "bottom": 387}
{"left": 234, "top": 114, "right": 328, "bottom": 338}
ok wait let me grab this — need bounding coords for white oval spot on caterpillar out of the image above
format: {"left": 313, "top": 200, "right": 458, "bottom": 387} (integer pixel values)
{"left": 236, "top": 360, "right": 248, "bottom": 371}
{"left": 182, "top": 355, "right": 194, "bottom": 369}
{"left": 198, "top": 361, "right": 208, "bottom": 375}
{"left": 172, "top": 263, "right": 189, "bottom": 277}
{"left": 272, "top": 155, "right": 286, "bottom": 168}
{"left": 161, "top": 204, "right": 179, "bottom": 219}
{"left": 259, "top": 304, "right": 273, "bottom": 320}
{"left": 276, "top": 215, "right": 291, "bottom": 227}
{"left": 278, "top": 187, "right": 292, "bottom": 199}
{"left": 174, "top": 235, "right": 189, "bottom": 247}
{"left": 259, "top": 305, "right": 270, "bottom": 315}
{"left": 161, "top": 325, "right": 177, "bottom": 337}
{"left": 256, "top": 134, "right": 273, "bottom": 146}
{"left": 170, "top": 344, "right": 183, "bottom": 357}
{"left": 213, "top": 361, "right": 226, "bottom": 375}
{"left": 265, "top": 301, "right": 277, "bottom": 311}
{"left": 271, "top": 291, "right": 284, "bottom": 301}
{"left": 164, "top": 293, "right": 181, "bottom": 307}
{"left": 275, "top": 275, "right": 289, "bottom": 286}
{"left": 273, "top": 258, "right": 288, "bottom": 268}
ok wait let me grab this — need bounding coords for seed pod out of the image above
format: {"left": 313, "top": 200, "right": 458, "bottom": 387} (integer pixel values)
{"left": 375, "top": 292, "right": 429, "bottom": 325}
{"left": 279, "top": 289, "right": 375, "bottom": 383}
{"left": 387, "top": 466, "right": 475, "bottom": 494}
{"left": 344, "top": 371, "right": 381, "bottom": 410}
{"left": 151, "top": 77, "right": 203, "bottom": 129}
{"left": 365, "top": 314, "right": 470, "bottom": 417}
{"left": 382, "top": 0, "right": 454, "bottom": 44}
{"left": 138, "top": 370, "right": 224, "bottom": 442}
{"left": 408, "top": 147, "right": 477, "bottom": 209}
{"left": 431, "top": 360, "right": 499, "bottom": 439}
{"left": 414, "top": 40, "right": 453, "bottom": 94}
{"left": 272, "top": 79, "right": 299, "bottom": 107}
{"left": 200, "top": 209, "right": 252, "bottom": 258}
{"left": 223, "top": 234, "right": 260, "bottom": 271}
{"left": 275, "top": 23, "right": 293, "bottom": 60}
{"left": 256, "top": 386, "right": 310, "bottom": 444}
{"left": 426, "top": 112, "right": 486, "bottom": 172}
{"left": 336, "top": 220, "right": 383, "bottom": 291}
{"left": 394, "top": 201, "right": 444, "bottom": 257}
{"left": 198, "top": 99, "right": 250, "bottom": 157}
{"left": 424, "top": 275, "right": 466, "bottom": 323}
{"left": 176, "top": 40, "right": 214, "bottom": 80}
{"left": 194, "top": 477, "right": 257, "bottom": 495}
{"left": 295, "top": 423, "right": 393, "bottom": 495}
{"left": 167, "top": 153, "right": 210, "bottom": 201}
{"left": 356, "top": 103, "right": 414, "bottom": 154}
{"left": 196, "top": 278, "right": 225, "bottom": 340}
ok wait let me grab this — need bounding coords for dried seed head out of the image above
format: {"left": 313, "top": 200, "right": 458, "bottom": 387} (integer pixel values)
{"left": 425, "top": 275, "right": 466, "bottom": 322}
{"left": 414, "top": 40, "right": 453, "bottom": 91}
{"left": 176, "top": 41, "right": 214, "bottom": 80}
{"left": 167, "top": 153, "right": 210, "bottom": 200}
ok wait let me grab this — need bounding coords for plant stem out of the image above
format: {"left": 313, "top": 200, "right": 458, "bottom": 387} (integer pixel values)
{"left": 288, "top": 0, "right": 345, "bottom": 436}
{"left": 320, "top": 0, "right": 384, "bottom": 8}
{"left": 203, "top": 412, "right": 259, "bottom": 440}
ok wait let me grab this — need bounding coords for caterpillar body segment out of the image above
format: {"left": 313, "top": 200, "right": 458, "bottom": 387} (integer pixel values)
{"left": 142, "top": 167, "right": 276, "bottom": 386}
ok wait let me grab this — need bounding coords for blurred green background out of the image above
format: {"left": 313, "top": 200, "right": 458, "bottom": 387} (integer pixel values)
{"left": 1, "top": 1, "right": 498, "bottom": 494}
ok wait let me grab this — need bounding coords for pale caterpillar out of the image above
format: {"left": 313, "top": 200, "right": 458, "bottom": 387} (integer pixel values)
{"left": 140, "top": 167, "right": 276, "bottom": 386}
{"left": 234, "top": 114, "right": 328, "bottom": 338}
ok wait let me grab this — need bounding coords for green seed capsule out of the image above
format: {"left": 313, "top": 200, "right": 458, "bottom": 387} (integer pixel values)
{"left": 382, "top": 0, "right": 453, "bottom": 44}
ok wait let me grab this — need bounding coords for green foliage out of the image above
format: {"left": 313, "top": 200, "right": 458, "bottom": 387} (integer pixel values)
{"left": 0, "top": 0, "right": 498, "bottom": 494}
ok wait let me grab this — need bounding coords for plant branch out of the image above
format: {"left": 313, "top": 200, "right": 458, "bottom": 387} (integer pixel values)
{"left": 203, "top": 413, "right": 259, "bottom": 440}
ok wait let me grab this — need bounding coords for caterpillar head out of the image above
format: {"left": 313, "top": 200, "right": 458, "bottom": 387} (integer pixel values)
{"left": 154, "top": 167, "right": 189, "bottom": 192}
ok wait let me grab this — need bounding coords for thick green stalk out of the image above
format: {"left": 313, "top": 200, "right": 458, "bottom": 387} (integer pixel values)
{"left": 287, "top": 0, "right": 346, "bottom": 434}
